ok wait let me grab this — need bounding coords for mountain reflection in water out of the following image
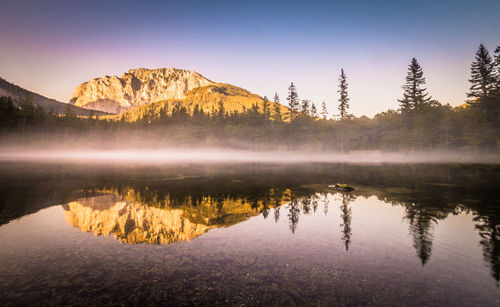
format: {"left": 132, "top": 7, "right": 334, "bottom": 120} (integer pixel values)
{"left": 0, "top": 162, "right": 499, "bottom": 305}
{"left": 63, "top": 195, "right": 211, "bottom": 244}
{"left": 62, "top": 190, "right": 290, "bottom": 244}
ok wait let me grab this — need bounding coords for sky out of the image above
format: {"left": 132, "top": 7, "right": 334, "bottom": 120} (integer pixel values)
{"left": 0, "top": 0, "right": 499, "bottom": 117}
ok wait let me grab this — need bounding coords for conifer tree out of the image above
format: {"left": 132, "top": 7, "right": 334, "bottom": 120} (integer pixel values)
{"left": 251, "top": 103, "right": 260, "bottom": 114}
{"left": 493, "top": 46, "right": 500, "bottom": 97}
{"left": 321, "top": 101, "right": 328, "bottom": 119}
{"left": 467, "top": 44, "right": 495, "bottom": 102}
{"left": 338, "top": 69, "right": 350, "bottom": 120}
{"left": 398, "top": 58, "right": 431, "bottom": 112}
{"left": 272, "top": 93, "right": 282, "bottom": 121}
{"left": 210, "top": 105, "right": 216, "bottom": 118}
{"left": 217, "top": 100, "right": 225, "bottom": 121}
{"left": 287, "top": 82, "right": 299, "bottom": 122}
{"left": 300, "top": 99, "right": 310, "bottom": 116}
{"left": 192, "top": 104, "right": 203, "bottom": 122}
{"left": 273, "top": 92, "right": 280, "bottom": 104}
{"left": 262, "top": 96, "right": 271, "bottom": 119}
{"left": 337, "top": 69, "right": 350, "bottom": 157}
{"left": 311, "top": 102, "right": 318, "bottom": 118}
{"left": 273, "top": 104, "right": 282, "bottom": 122}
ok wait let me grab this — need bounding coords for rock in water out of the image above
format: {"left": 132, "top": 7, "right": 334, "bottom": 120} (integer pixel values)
{"left": 328, "top": 183, "right": 355, "bottom": 192}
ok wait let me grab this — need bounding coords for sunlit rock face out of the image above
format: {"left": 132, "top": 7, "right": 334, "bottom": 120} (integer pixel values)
{"left": 62, "top": 194, "right": 211, "bottom": 244}
{"left": 70, "top": 68, "right": 215, "bottom": 114}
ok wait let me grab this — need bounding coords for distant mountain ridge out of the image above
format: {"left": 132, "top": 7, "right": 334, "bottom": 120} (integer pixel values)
{"left": 0, "top": 77, "right": 102, "bottom": 116}
{"left": 1, "top": 68, "right": 288, "bottom": 119}
{"left": 70, "top": 68, "right": 216, "bottom": 114}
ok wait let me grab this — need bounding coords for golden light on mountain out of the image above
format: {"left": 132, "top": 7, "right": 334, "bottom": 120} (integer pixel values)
{"left": 62, "top": 190, "right": 290, "bottom": 244}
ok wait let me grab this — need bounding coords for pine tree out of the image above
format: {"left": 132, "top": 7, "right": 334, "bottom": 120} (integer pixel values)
{"left": 273, "top": 92, "right": 280, "bottom": 104}
{"left": 287, "top": 82, "right": 299, "bottom": 122}
{"left": 273, "top": 104, "right": 282, "bottom": 122}
{"left": 192, "top": 104, "right": 203, "bottom": 122}
{"left": 493, "top": 46, "right": 500, "bottom": 97}
{"left": 300, "top": 99, "right": 310, "bottom": 116}
{"left": 311, "top": 102, "right": 318, "bottom": 117}
{"left": 210, "top": 105, "right": 216, "bottom": 119}
{"left": 272, "top": 93, "right": 282, "bottom": 121}
{"left": 398, "top": 58, "right": 431, "bottom": 112}
{"left": 321, "top": 101, "right": 328, "bottom": 119}
{"left": 262, "top": 96, "right": 271, "bottom": 119}
{"left": 337, "top": 69, "right": 350, "bottom": 157}
{"left": 251, "top": 103, "right": 260, "bottom": 114}
{"left": 217, "top": 100, "right": 225, "bottom": 121}
{"left": 467, "top": 44, "right": 495, "bottom": 101}
{"left": 338, "top": 69, "right": 350, "bottom": 120}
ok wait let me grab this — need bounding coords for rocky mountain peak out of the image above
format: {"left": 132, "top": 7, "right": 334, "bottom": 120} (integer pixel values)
{"left": 70, "top": 68, "right": 215, "bottom": 114}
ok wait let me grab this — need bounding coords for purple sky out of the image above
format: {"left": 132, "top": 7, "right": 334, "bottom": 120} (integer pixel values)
{"left": 1, "top": 0, "right": 499, "bottom": 117}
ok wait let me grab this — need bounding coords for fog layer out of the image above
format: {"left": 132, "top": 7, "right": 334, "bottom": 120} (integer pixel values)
{"left": 0, "top": 147, "right": 498, "bottom": 164}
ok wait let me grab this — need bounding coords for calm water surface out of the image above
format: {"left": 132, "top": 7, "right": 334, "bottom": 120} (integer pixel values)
{"left": 0, "top": 163, "right": 499, "bottom": 306}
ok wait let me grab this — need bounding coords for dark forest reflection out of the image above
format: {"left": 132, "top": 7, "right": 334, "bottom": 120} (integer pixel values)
{"left": 0, "top": 162, "right": 498, "bottom": 285}
{"left": 475, "top": 214, "right": 500, "bottom": 285}
{"left": 404, "top": 204, "right": 445, "bottom": 266}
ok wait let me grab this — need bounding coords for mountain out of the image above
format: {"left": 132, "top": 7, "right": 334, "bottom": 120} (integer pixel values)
{"left": 0, "top": 77, "right": 102, "bottom": 116}
{"left": 70, "top": 67, "right": 288, "bottom": 117}
{"left": 70, "top": 68, "right": 216, "bottom": 114}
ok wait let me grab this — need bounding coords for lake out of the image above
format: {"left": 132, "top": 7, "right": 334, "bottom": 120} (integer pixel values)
{"left": 0, "top": 162, "right": 499, "bottom": 306}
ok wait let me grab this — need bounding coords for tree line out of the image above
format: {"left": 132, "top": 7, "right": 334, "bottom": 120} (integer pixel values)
{"left": 0, "top": 44, "right": 499, "bottom": 152}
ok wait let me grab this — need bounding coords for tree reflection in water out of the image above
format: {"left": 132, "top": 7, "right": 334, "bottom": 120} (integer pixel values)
{"left": 474, "top": 213, "right": 500, "bottom": 286}
{"left": 339, "top": 193, "right": 354, "bottom": 252}
{"left": 322, "top": 193, "right": 330, "bottom": 216}
{"left": 0, "top": 163, "right": 498, "bottom": 284}
{"left": 287, "top": 197, "right": 301, "bottom": 234}
{"left": 273, "top": 206, "right": 280, "bottom": 223}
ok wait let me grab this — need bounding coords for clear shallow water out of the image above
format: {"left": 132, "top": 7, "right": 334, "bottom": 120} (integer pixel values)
{"left": 0, "top": 163, "right": 499, "bottom": 306}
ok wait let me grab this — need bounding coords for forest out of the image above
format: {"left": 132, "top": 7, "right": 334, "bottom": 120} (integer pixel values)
{"left": 0, "top": 44, "right": 499, "bottom": 153}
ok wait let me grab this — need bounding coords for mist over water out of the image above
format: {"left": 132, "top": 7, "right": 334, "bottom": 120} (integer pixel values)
{"left": 0, "top": 147, "right": 498, "bottom": 164}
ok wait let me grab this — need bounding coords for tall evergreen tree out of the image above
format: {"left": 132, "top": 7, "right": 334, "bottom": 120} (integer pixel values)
{"left": 337, "top": 69, "right": 350, "bottom": 156}
{"left": 493, "top": 46, "right": 500, "bottom": 97}
{"left": 262, "top": 96, "right": 271, "bottom": 120}
{"left": 273, "top": 92, "right": 280, "bottom": 104}
{"left": 321, "top": 100, "right": 328, "bottom": 119}
{"left": 338, "top": 69, "right": 350, "bottom": 120}
{"left": 272, "top": 93, "right": 282, "bottom": 122}
{"left": 272, "top": 104, "right": 282, "bottom": 122}
{"left": 467, "top": 44, "right": 495, "bottom": 101}
{"left": 217, "top": 100, "right": 226, "bottom": 121}
{"left": 287, "top": 82, "right": 299, "bottom": 122}
{"left": 311, "top": 102, "right": 318, "bottom": 118}
{"left": 300, "top": 99, "right": 310, "bottom": 116}
{"left": 251, "top": 103, "right": 260, "bottom": 114}
{"left": 192, "top": 104, "right": 203, "bottom": 122}
{"left": 398, "top": 58, "right": 431, "bottom": 112}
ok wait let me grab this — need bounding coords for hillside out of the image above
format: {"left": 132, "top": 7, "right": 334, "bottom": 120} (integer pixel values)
{"left": 111, "top": 83, "right": 289, "bottom": 122}
{"left": 0, "top": 77, "right": 103, "bottom": 116}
